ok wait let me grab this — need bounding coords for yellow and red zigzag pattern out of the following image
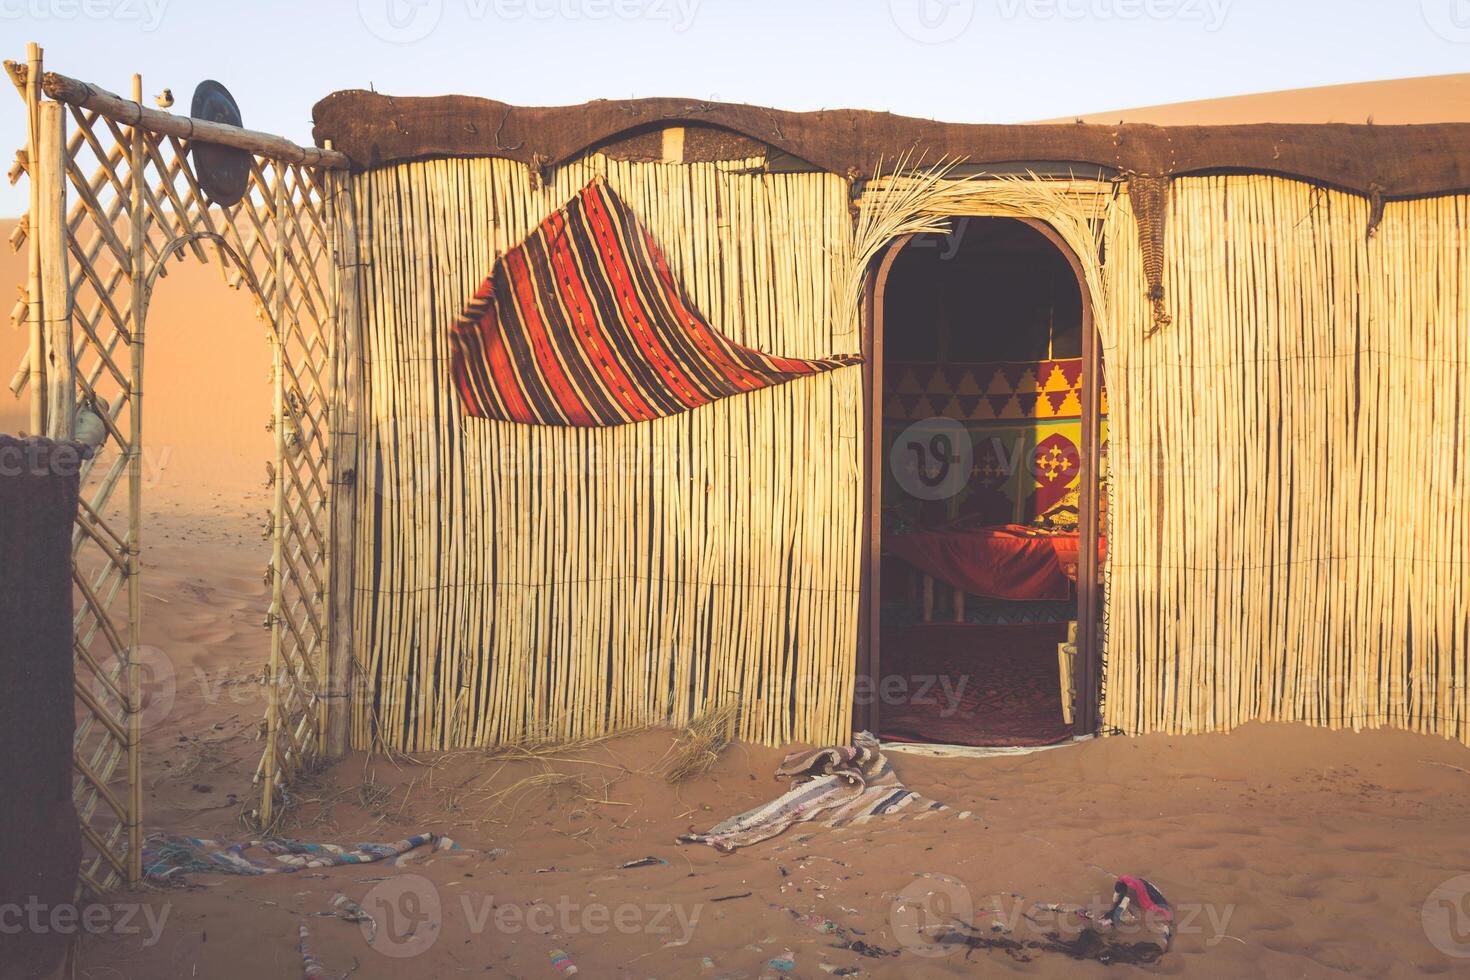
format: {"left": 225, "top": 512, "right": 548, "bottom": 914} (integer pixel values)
{"left": 884, "top": 360, "right": 1108, "bottom": 423}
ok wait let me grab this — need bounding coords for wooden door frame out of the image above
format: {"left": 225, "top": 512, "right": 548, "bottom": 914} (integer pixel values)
{"left": 855, "top": 217, "right": 1102, "bottom": 739}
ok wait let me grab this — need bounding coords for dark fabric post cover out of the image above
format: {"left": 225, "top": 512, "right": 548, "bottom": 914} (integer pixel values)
{"left": 0, "top": 435, "right": 84, "bottom": 979}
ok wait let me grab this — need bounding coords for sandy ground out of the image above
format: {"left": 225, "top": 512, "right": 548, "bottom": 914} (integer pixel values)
{"left": 58, "top": 690, "right": 1470, "bottom": 979}
{"left": 22, "top": 434, "right": 1470, "bottom": 980}
{"left": 5, "top": 76, "right": 1470, "bottom": 977}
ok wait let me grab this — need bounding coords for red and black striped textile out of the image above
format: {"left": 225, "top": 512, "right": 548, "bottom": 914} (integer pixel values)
{"left": 449, "top": 179, "right": 862, "bottom": 426}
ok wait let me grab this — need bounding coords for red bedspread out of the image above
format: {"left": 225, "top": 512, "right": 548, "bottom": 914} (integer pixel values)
{"left": 887, "top": 525, "right": 1103, "bottom": 601}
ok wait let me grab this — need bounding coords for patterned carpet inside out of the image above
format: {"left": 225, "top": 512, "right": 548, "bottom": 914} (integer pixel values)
{"left": 878, "top": 623, "right": 1073, "bottom": 747}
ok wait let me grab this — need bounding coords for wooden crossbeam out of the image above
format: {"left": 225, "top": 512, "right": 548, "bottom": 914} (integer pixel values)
{"left": 41, "top": 70, "right": 349, "bottom": 169}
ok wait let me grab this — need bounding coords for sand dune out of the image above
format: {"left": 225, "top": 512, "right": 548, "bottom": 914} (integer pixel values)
{"left": 1049, "top": 73, "right": 1470, "bottom": 125}
{"left": 0, "top": 218, "right": 273, "bottom": 503}
{"left": 2, "top": 220, "right": 30, "bottom": 438}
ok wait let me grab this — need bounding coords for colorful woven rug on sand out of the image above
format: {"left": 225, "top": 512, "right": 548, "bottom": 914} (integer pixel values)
{"left": 677, "top": 732, "right": 969, "bottom": 852}
{"left": 450, "top": 178, "right": 861, "bottom": 426}
{"left": 141, "top": 832, "right": 456, "bottom": 883}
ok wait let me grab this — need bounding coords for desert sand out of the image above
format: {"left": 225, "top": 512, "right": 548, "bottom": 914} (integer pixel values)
{"left": 1051, "top": 73, "right": 1470, "bottom": 125}
{"left": 0, "top": 218, "right": 275, "bottom": 497}
{"left": 5, "top": 74, "right": 1470, "bottom": 978}
{"left": 58, "top": 722, "right": 1470, "bottom": 979}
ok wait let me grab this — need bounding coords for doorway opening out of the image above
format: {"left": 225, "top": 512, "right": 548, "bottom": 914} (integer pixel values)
{"left": 864, "top": 216, "right": 1104, "bottom": 747}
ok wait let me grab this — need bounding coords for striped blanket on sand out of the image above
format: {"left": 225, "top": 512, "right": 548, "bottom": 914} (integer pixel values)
{"left": 142, "top": 832, "right": 456, "bottom": 883}
{"left": 449, "top": 177, "right": 860, "bottom": 427}
{"left": 678, "top": 732, "right": 969, "bottom": 852}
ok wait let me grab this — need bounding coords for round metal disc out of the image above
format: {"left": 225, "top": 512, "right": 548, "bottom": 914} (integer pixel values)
{"left": 189, "top": 80, "right": 250, "bottom": 208}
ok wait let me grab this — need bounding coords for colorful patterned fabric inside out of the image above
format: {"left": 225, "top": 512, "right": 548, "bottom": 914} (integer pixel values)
{"left": 883, "top": 358, "right": 1108, "bottom": 530}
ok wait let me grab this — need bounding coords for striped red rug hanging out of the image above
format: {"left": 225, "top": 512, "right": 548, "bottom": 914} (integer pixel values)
{"left": 449, "top": 178, "right": 862, "bottom": 426}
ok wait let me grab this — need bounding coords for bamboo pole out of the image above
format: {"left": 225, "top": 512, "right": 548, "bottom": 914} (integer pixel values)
{"left": 124, "top": 71, "right": 144, "bottom": 887}
{"left": 39, "top": 71, "right": 348, "bottom": 169}
{"left": 322, "top": 148, "right": 360, "bottom": 758}
{"left": 26, "top": 42, "right": 44, "bottom": 435}
{"left": 38, "top": 99, "right": 75, "bottom": 439}
{"left": 261, "top": 163, "right": 288, "bottom": 826}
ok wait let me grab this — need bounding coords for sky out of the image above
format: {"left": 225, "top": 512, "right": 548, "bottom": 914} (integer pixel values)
{"left": 1, "top": 0, "right": 1468, "bottom": 214}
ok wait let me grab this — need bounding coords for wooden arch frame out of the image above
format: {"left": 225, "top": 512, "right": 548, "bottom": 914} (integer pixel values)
{"left": 856, "top": 216, "right": 1103, "bottom": 740}
{"left": 9, "top": 43, "right": 358, "bottom": 890}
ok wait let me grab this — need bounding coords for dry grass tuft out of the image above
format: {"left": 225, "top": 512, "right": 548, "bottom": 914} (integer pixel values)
{"left": 663, "top": 702, "right": 740, "bottom": 784}
{"left": 429, "top": 723, "right": 646, "bottom": 768}
{"left": 355, "top": 768, "right": 396, "bottom": 813}
{"left": 479, "top": 772, "right": 593, "bottom": 809}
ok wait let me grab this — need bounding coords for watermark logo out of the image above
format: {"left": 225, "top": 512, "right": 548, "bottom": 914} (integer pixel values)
{"left": 371, "top": 417, "right": 443, "bottom": 502}
{"left": 462, "top": 893, "right": 702, "bottom": 941}
{"left": 1423, "top": 874, "right": 1470, "bottom": 957}
{"left": 889, "top": 0, "right": 976, "bottom": 42}
{"left": 890, "top": 417, "right": 974, "bottom": 501}
{"left": 0, "top": 437, "right": 175, "bottom": 492}
{"left": 362, "top": 875, "right": 442, "bottom": 958}
{"left": 133, "top": 644, "right": 177, "bottom": 730}
{"left": 87, "top": 645, "right": 176, "bottom": 730}
{"left": 359, "top": 0, "right": 444, "bottom": 42}
{"left": 891, "top": 881, "right": 1240, "bottom": 960}
{"left": 890, "top": 874, "right": 973, "bottom": 957}
{"left": 1422, "top": 0, "right": 1470, "bottom": 43}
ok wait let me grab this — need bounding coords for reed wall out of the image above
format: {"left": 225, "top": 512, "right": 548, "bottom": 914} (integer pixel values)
{"left": 1101, "top": 176, "right": 1469, "bottom": 743}
{"left": 348, "top": 155, "right": 862, "bottom": 751}
{"left": 349, "top": 159, "right": 1469, "bottom": 753}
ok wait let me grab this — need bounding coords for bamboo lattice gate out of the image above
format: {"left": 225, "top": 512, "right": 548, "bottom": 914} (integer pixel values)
{"left": 6, "top": 45, "right": 358, "bottom": 893}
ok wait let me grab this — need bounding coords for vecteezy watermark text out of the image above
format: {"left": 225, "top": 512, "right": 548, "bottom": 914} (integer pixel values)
{"left": 890, "top": 876, "right": 1237, "bottom": 958}
{"left": 358, "top": 0, "right": 700, "bottom": 43}
{"left": 891, "top": 0, "right": 1230, "bottom": 42}
{"left": 360, "top": 875, "right": 702, "bottom": 959}
{"left": 0, "top": 899, "right": 171, "bottom": 947}
{"left": 853, "top": 673, "right": 970, "bottom": 717}
{"left": 0, "top": 0, "right": 169, "bottom": 30}
{"left": 995, "top": 0, "right": 1230, "bottom": 30}
{"left": 0, "top": 438, "right": 174, "bottom": 490}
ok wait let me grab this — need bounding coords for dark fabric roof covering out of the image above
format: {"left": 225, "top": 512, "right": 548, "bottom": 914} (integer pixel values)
{"left": 313, "top": 91, "right": 1470, "bottom": 199}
